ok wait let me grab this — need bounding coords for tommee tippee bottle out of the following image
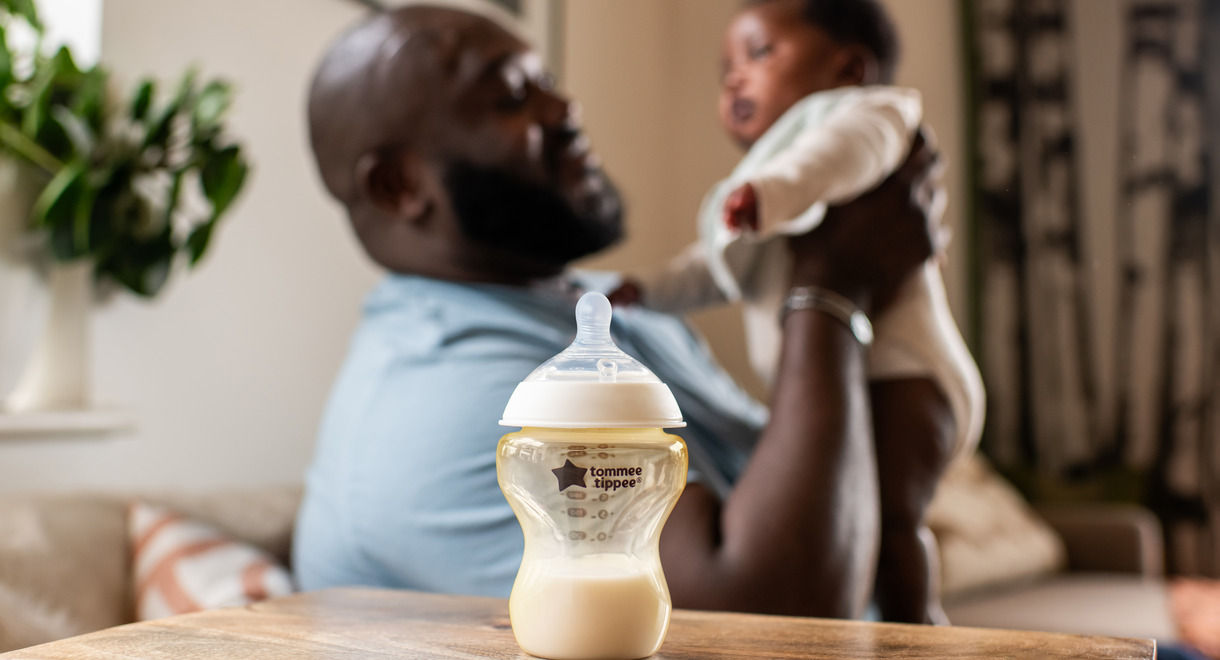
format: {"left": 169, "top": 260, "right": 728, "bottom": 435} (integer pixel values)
{"left": 497, "top": 292, "right": 688, "bottom": 660}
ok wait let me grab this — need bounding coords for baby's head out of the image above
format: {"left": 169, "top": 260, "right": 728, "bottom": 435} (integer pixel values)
{"left": 719, "top": 0, "right": 899, "bottom": 148}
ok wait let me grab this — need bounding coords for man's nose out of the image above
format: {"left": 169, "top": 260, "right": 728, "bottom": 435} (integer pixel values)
{"left": 537, "top": 87, "right": 579, "bottom": 138}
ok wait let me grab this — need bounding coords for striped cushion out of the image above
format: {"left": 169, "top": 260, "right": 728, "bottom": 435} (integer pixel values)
{"left": 128, "top": 502, "right": 294, "bottom": 620}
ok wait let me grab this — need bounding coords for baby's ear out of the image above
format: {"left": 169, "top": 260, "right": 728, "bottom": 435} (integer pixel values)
{"left": 835, "top": 45, "right": 880, "bottom": 86}
{"left": 354, "top": 148, "right": 433, "bottom": 224}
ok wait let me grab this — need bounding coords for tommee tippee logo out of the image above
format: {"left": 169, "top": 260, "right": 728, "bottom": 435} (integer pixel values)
{"left": 551, "top": 459, "right": 642, "bottom": 493}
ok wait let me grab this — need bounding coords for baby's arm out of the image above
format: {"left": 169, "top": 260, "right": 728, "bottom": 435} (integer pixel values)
{"left": 746, "top": 87, "right": 923, "bottom": 235}
{"left": 870, "top": 377, "right": 956, "bottom": 624}
{"left": 635, "top": 242, "right": 728, "bottom": 314}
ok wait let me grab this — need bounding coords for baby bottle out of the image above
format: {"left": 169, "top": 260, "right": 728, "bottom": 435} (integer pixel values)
{"left": 497, "top": 292, "right": 688, "bottom": 660}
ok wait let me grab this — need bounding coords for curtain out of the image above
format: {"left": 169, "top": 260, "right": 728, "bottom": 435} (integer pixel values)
{"left": 968, "top": 0, "right": 1220, "bottom": 575}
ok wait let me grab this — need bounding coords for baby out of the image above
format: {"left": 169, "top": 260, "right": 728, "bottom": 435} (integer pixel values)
{"left": 614, "top": 0, "right": 984, "bottom": 623}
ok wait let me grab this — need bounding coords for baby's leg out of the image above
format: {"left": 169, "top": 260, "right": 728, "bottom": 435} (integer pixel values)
{"left": 870, "top": 377, "right": 956, "bottom": 624}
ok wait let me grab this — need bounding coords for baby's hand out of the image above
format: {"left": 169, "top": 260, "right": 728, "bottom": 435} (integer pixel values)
{"left": 724, "top": 184, "right": 759, "bottom": 232}
{"left": 607, "top": 279, "right": 643, "bottom": 307}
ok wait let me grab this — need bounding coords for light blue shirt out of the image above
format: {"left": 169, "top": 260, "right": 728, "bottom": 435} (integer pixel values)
{"left": 294, "top": 273, "right": 766, "bottom": 597}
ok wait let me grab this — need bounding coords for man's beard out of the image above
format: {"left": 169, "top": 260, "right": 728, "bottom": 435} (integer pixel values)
{"left": 443, "top": 160, "right": 624, "bottom": 268}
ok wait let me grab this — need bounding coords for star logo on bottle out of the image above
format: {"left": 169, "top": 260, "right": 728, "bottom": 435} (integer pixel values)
{"left": 551, "top": 459, "right": 588, "bottom": 492}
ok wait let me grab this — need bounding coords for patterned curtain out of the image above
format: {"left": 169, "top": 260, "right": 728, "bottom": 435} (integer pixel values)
{"left": 968, "top": 0, "right": 1220, "bottom": 575}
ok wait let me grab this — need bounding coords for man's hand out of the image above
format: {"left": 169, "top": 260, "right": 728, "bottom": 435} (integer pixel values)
{"left": 724, "top": 184, "right": 759, "bottom": 232}
{"left": 788, "top": 129, "right": 946, "bottom": 316}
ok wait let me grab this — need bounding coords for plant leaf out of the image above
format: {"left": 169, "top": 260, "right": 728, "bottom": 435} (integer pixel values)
{"left": 0, "top": 25, "right": 13, "bottom": 101}
{"left": 130, "top": 80, "right": 154, "bottom": 121}
{"left": 50, "top": 106, "right": 93, "bottom": 157}
{"left": 200, "top": 144, "right": 247, "bottom": 220}
{"left": 142, "top": 100, "right": 179, "bottom": 150}
{"left": 70, "top": 66, "right": 106, "bottom": 130}
{"left": 20, "top": 50, "right": 60, "bottom": 139}
{"left": 22, "top": 48, "right": 83, "bottom": 160}
{"left": 34, "top": 164, "right": 87, "bottom": 260}
{"left": 31, "top": 161, "right": 84, "bottom": 229}
{"left": 72, "top": 177, "right": 97, "bottom": 253}
{"left": 192, "top": 80, "right": 231, "bottom": 131}
{"left": 95, "top": 229, "right": 173, "bottom": 297}
{"left": 185, "top": 221, "right": 214, "bottom": 266}
{"left": 139, "top": 71, "right": 201, "bottom": 151}
{"left": 161, "top": 169, "right": 182, "bottom": 231}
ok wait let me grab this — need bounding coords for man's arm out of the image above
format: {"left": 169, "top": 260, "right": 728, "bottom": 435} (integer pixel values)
{"left": 662, "top": 308, "right": 878, "bottom": 618}
{"left": 660, "top": 133, "right": 944, "bottom": 618}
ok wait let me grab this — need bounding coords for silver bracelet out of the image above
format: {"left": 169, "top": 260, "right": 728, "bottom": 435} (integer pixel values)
{"left": 781, "top": 286, "right": 874, "bottom": 346}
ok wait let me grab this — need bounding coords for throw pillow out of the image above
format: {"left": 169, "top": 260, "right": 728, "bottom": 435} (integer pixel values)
{"left": 128, "top": 502, "right": 294, "bottom": 620}
{"left": 928, "top": 455, "right": 1067, "bottom": 597}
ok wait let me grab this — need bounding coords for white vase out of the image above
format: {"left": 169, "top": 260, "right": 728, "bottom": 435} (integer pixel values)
{"left": 0, "top": 159, "right": 92, "bottom": 413}
{"left": 4, "top": 261, "right": 91, "bottom": 412}
{"left": 0, "top": 159, "right": 50, "bottom": 407}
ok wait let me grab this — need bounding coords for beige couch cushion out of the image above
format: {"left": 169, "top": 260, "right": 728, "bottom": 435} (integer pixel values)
{"left": 0, "top": 496, "right": 127, "bottom": 649}
{"left": 929, "top": 455, "right": 1067, "bottom": 598}
{"left": 944, "top": 573, "right": 1174, "bottom": 640}
{"left": 0, "top": 486, "right": 301, "bottom": 653}
{"left": 134, "top": 487, "right": 301, "bottom": 566}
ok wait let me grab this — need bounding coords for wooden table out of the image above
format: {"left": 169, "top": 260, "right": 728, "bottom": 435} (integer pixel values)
{"left": 1, "top": 588, "right": 1155, "bottom": 659}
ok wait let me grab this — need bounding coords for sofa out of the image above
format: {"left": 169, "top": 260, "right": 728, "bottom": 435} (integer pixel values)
{"left": 923, "top": 455, "right": 1175, "bottom": 640}
{"left": 0, "top": 486, "right": 300, "bottom": 652}
{"left": 0, "top": 462, "right": 1178, "bottom": 653}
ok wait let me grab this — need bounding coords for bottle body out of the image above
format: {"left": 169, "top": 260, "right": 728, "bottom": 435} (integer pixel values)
{"left": 497, "top": 427, "right": 687, "bottom": 660}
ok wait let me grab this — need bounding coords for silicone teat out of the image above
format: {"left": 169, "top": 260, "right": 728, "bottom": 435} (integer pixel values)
{"left": 574, "top": 292, "right": 614, "bottom": 347}
{"left": 509, "top": 291, "right": 661, "bottom": 385}
{"left": 499, "top": 291, "right": 685, "bottom": 427}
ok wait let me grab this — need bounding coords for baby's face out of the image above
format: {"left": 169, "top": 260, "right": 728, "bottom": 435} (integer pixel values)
{"left": 719, "top": 1, "right": 848, "bottom": 149}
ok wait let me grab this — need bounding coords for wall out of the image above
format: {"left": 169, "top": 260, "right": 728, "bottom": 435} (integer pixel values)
{"left": 0, "top": 0, "right": 971, "bottom": 492}
{"left": 0, "top": 0, "right": 381, "bottom": 492}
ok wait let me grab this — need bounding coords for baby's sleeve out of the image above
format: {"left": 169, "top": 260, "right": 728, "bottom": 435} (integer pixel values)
{"left": 749, "top": 87, "right": 923, "bottom": 236}
{"left": 640, "top": 242, "right": 728, "bottom": 314}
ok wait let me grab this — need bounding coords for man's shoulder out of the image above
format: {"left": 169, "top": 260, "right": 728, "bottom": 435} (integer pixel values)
{"left": 336, "top": 275, "right": 584, "bottom": 414}
{"left": 356, "top": 275, "right": 575, "bottom": 356}
{"left": 320, "top": 277, "right": 577, "bottom": 452}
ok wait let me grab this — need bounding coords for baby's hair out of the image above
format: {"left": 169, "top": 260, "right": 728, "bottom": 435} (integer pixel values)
{"left": 745, "top": 0, "right": 900, "bottom": 83}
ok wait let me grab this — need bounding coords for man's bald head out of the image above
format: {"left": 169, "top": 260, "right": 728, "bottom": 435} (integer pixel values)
{"left": 308, "top": 6, "right": 514, "bottom": 203}
{"left": 306, "top": 5, "right": 623, "bottom": 284}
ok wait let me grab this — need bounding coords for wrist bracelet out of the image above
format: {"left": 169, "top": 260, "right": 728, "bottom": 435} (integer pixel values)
{"left": 781, "top": 286, "right": 874, "bottom": 346}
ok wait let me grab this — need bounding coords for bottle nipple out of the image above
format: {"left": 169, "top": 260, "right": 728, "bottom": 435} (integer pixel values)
{"left": 574, "top": 292, "right": 614, "bottom": 347}
{"left": 499, "top": 291, "right": 685, "bottom": 428}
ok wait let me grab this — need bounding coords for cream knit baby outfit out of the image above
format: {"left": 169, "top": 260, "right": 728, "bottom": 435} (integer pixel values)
{"left": 642, "top": 86, "right": 984, "bottom": 458}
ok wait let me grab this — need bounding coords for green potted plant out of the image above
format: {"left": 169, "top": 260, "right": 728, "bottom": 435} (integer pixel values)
{"left": 0, "top": 0, "right": 249, "bottom": 412}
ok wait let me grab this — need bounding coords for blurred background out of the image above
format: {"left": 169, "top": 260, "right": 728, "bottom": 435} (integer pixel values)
{"left": 0, "top": 0, "right": 1215, "bottom": 595}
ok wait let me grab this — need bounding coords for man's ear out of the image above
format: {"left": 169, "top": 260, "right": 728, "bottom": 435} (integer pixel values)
{"left": 833, "top": 45, "right": 880, "bottom": 86}
{"left": 355, "top": 148, "right": 433, "bottom": 223}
